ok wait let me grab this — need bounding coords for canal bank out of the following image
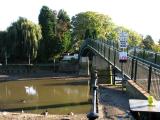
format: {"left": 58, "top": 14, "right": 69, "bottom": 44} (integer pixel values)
{"left": 0, "top": 112, "right": 88, "bottom": 120}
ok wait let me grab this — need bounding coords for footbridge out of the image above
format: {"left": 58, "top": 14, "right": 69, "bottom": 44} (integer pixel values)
{"left": 79, "top": 39, "right": 160, "bottom": 100}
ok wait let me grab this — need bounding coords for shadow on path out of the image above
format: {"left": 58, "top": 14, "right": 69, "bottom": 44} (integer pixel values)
{"left": 98, "top": 85, "right": 130, "bottom": 120}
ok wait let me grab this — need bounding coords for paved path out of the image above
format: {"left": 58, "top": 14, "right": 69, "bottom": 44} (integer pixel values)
{"left": 98, "top": 85, "right": 132, "bottom": 120}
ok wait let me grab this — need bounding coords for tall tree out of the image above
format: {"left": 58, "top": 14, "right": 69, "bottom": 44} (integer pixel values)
{"left": 7, "top": 17, "right": 42, "bottom": 63}
{"left": 38, "top": 6, "right": 57, "bottom": 62}
{"left": 71, "top": 11, "right": 114, "bottom": 48}
{"left": 142, "top": 35, "right": 154, "bottom": 50}
{"left": 0, "top": 31, "right": 8, "bottom": 63}
{"left": 56, "top": 9, "right": 71, "bottom": 54}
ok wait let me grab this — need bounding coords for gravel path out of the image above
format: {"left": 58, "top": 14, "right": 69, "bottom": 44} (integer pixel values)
{"left": 98, "top": 85, "right": 132, "bottom": 120}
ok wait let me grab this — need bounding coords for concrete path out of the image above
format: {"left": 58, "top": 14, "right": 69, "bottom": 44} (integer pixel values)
{"left": 98, "top": 85, "right": 133, "bottom": 120}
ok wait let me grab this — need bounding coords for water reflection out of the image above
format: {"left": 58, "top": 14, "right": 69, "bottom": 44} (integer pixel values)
{"left": 0, "top": 79, "right": 91, "bottom": 114}
{"left": 25, "top": 86, "right": 37, "bottom": 96}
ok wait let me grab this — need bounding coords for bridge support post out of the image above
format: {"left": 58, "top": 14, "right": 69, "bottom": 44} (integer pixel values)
{"left": 131, "top": 58, "right": 134, "bottom": 79}
{"left": 109, "top": 65, "right": 113, "bottom": 85}
{"left": 79, "top": 57, "right": 90, "bottom": 76}
{"left": 113, "top": 68, "right": 116, "bottom": 85}
{"left": 92, "top": 55, "right": 113, "bottom": 84}
{"left": 147, "top": 66, "right": 152, "bottom": 93}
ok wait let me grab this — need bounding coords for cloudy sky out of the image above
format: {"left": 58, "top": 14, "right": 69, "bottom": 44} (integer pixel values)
{"left": 0, "top": 0, "right": 160, "bottom": 42}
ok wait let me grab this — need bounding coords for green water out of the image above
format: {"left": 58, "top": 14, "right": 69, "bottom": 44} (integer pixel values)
{"left": 0, "top": 78, "right": 91, "bottom": 114}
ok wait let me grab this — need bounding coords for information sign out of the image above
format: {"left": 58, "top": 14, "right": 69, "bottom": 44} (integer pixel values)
{"left": 119, "top": 51, "right": 128, "bottom": 62}
{"left": 119, "top": 32, "right": 128, "bottom": 48}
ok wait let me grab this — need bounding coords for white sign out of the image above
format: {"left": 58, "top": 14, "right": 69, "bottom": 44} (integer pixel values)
{"left": 119, "top": 32, "right": 128, "bottom": 48}
{"left": 119, "top": 52, "right": 128, "bottom": 61}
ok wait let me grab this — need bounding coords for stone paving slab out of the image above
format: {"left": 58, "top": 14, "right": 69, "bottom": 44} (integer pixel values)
{"left": 98, "top": 85, "right": 134, "bottom": 120}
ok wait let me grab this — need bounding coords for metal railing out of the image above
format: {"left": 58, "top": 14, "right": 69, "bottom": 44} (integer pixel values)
{"left": 81, "top": 39, "right": 160, "bottom": 100}
{"left": 103, "top": 40, "right": 160, "bottom": 65}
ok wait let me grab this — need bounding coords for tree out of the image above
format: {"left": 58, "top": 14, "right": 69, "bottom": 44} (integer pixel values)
{"left": 84, "top": 29, "right": 92, "bottom": 39}
{"left": 71, "top": 11, "right": 114, "bottom": 48}
{"left": 57, "top": 9, "right": 70, "bottom": 35}
{"left": 152, "top": 44, "right": 160, "bottom": 52}
{"left": 141, "top": 35, "right": 154, "bottom": 50}
{"left": 105, "top": 30, "right": 118, "bottom": 41}
{"left": 112, "top": 26, "right": 142, "bottom": 47}
{"left": 0, "top": 31, "right": 8, "bottom": 63}
{"left": 56, "top": 9, "right": 71, "bottom": 54}
{"left": 38, "top": 6, "right": 57, "bottom": 62}
{"left": 7, "top": 17, "right": 42, "bottom": 63}
{"left": 158, "top": 39, "right": 160, "bottom": 45}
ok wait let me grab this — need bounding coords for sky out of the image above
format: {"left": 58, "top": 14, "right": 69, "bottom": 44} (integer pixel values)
{"left": 0, "top": 0, "right": 160, "bottom": 42}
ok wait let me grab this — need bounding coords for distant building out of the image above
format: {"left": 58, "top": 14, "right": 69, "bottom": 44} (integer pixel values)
{"left": 62, "top": 54, "right": 78, "bottom": 61}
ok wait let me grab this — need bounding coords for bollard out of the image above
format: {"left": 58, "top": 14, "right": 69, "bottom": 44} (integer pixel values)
{"left": 87, "top": 70, "right": 99, "bottom": 120}
{"left": 87, "top": 112, "right": 99, "bottom": 120}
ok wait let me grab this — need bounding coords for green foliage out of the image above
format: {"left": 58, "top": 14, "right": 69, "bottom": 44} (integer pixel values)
{"left": 141, "top": 35, "right": 155, "bottom": 50}
{"left": 84, "top": 29, "right": 92, "bottom": 39}
{"left": 71, "top": 11, "right": 142, "bottom": 49}
{"left": 114, "top": 26, "right": 142, "bottom": 47}
{"left": 84, "top": 29, "right": 98, "bottom": 39}
{"left": 106, "top": 31, "right": 118, "bottom": 41}
{"left": 71, "top": 11, "right": 114, "bottom": 47}
{"left": 0, "top": 31, "right": 8, "bottom": 61}
{"left": 7, "top": 17, "right": 42, "bottom": 62}
{"left": 57, "top": 9, "right": 70, "bottom": 33}
{"left": 38, "top": 6, "right": 57, "bottom": 62}
{"left": 62, "top": 31, "right": 72, "bottom": 52}
{"left": 56, "top": 9, "right": 71, "bottom": 54}
{"left": 152, "top": 44, "right": 160, "bottom": 52}
{"left": 38, "top": 7, "right": 72, "bottom": 62}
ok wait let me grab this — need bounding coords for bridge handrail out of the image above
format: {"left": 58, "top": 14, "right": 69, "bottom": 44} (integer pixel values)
{"left": 93, "top": 39, "right": 160, "bottom": 68}
{"left": 104, "top": 40, "right": 160, "bottom": 64}
{"left": 129, "top": 55, "right": 160, "bottom": 69}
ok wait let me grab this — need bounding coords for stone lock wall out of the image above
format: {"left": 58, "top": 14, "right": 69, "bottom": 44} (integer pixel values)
{"left": 126, "top": 80, "right": 150, "bottom": 99}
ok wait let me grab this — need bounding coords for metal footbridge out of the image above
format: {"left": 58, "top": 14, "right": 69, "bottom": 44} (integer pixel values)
{"left": 79, "top": 39, "right": 160, "bottom": 100}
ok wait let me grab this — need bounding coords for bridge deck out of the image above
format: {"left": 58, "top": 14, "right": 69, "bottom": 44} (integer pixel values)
{"left": 98, "top": 85, "right": 131, "bottom": 120}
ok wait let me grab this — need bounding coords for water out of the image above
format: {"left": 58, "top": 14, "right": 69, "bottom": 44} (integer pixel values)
{"left": 0, "top": 78, "right": 91, "bottom": 114}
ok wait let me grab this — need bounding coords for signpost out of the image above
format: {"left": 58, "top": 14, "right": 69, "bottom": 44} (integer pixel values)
{"left": 119, "top": 32, "right": 128, "bottom": 62}
{"left": 119, "top": 32, "right": 128, "bottom": 83}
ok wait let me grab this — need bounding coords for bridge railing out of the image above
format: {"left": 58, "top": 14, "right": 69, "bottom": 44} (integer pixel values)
{"left": 87, "top": 39, "right": 160, "bottom": 100}
{"left": 129, "top": 48, "right": 160, "bottom": 65}
{"left": 103, "top": 40, "right": 160, "bottom": 65}
{"left": 150, "top": 68, "right": 160, "bottom": 100}
{"left": 135, "top": 61, "right": 150, "bottom": 92}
